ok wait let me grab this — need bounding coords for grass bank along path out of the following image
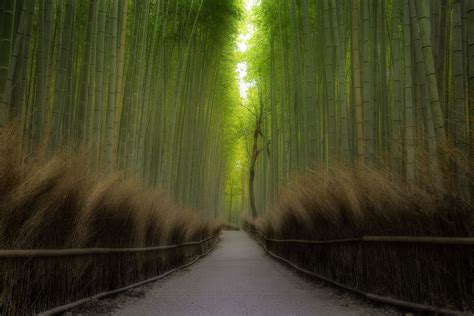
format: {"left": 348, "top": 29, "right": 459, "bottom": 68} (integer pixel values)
{"left": 83, "top": 231, "right": 394, "bottom": 315}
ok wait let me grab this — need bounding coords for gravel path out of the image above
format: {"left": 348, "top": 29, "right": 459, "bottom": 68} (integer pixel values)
{"left": 78, "top": 231, "right": 395, "bottom": 315}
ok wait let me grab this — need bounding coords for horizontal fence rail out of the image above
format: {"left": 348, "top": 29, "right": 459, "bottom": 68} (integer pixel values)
{"left": 1, "top": 234, "right": 220, "bottom": 315}
{"left": 0, "top": 235, "right": 217, "bottom": 258}
{"left": 246, "top": 228, "right": 473, "bottom": 315}
{"left": 249, "top": 229, "right": 474, "bottom": 245}
{"left": 37, "top": 237, "right": 220, "bottom": 316}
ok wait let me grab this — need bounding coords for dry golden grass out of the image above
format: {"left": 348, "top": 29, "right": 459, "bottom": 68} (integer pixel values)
{"left": 246, "top": 163, "right": 473, "bottom": 241}
{"left": 0, "top": 127, "right": 222, "bottom": 315}
{"left": 243, "top": 156, "right": 473, "bottom": 311}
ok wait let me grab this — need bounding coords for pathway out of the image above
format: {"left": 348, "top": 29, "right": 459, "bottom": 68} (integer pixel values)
{"left": 81, "top": 231, "right": 394, "bottom": 315}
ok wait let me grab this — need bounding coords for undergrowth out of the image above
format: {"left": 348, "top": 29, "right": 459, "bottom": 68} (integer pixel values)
{"left": 243, "top": 157, "right": 473, "bottom": 311}
{"left": 245, "top": 163, "right": 473, "bottom": 240}
{"left": 0, "top": 127, "right": 223, "bottom": 315}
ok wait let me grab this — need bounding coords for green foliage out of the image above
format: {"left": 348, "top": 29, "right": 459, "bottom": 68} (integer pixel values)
{"left": 0, "top": 0, "right": 243, "bottom": 218}
{"left": 232, "top": 0, "right": 474, "bottom": 218}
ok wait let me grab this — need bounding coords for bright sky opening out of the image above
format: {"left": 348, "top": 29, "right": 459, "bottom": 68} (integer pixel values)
{"left": 236, "top": 0, "right": 259, "bottom": 100}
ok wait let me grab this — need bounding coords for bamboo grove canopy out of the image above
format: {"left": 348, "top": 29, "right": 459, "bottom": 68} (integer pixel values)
{"left": 1, "top": 0, "right": 474, "bottom": 221}
{"left": 0, "top": 0, "right": 241, "bottom": 218}
{"left": 237, "top": 0, "right": 474, "bottom": 215}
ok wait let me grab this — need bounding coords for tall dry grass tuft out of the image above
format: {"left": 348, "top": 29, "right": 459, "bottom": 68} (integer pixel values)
{"left": 244, "top": 160, "right": 473, "bottom": 311}
{"left": 0, "top": 126, "right": 222, "bottom": 315}
{"left": 255, "top": 164, "right": 473, "bottom": 241}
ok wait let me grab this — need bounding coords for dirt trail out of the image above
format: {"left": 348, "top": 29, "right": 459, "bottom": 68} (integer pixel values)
{"left": 80, "top": 231, "right": 394, "bottom": 315}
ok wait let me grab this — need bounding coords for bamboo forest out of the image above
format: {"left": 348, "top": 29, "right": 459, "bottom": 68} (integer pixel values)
{"left": 0, "top": 0, "right": 473, "bottom": 314}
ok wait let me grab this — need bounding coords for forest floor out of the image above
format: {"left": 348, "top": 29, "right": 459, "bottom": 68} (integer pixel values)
{"left": 71, "top": 231, "right": 397, "bottom": 315}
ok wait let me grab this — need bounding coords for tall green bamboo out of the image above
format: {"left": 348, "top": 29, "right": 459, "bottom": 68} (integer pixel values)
{"left": 403, "top": 0, "right": 416, "bottom": 189}
{"left": 0, "top": 0, "right": 15, "bottom": 126}
{"left": 50, "top": 0, "right": 75, "bottom": 150}
{"left": 453, "top": 0, "right": 467, "bottom": 192}
{"left": 416, "top": 0, "right": 446, "bottom": 145}
{"left": 352, "top": 0, "right": 364, "bottom": 165}
{"left": 104, "top": 0, "right": 119, "bottom": 169}
{"left": 0, "top": 0, "right": 241, "bottom": 219}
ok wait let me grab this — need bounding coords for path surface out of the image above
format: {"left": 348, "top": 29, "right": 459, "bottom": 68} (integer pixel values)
{"left": 83, "top": 231, "right": 394, "bottom": 315}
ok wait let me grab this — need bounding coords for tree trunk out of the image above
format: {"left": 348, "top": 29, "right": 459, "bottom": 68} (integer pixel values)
{"left": 249, "top": 115, "right": 262, "bottom": 219}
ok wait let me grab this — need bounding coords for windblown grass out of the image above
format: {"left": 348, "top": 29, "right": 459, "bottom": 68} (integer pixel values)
{"left": 244, "top": 162, "right": 473, "bottom": 311}
{"left": 246, "top": 164, "right": 473, "bottom": 240}
{"left": 0, "top": 127, "right": 222, "bottom": 315}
